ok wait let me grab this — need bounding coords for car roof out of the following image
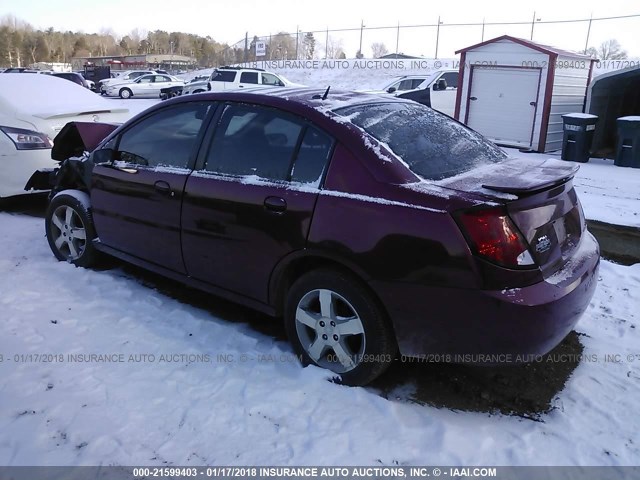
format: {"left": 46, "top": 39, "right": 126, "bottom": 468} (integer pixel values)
{"left": 189, "top": 87, "right": 411, "bottom": 112}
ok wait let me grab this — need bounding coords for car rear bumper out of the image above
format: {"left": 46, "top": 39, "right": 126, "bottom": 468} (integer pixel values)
{"left": 372, "top": 231, "right": 600, "bottom": 361}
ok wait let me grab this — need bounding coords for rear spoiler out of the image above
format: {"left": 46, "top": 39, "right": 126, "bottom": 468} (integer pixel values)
{"left": 480, "top": 159, "right": 579, "bottom": 195}
{"left": 52, "top": 121, "right": 119, "bottom": 161}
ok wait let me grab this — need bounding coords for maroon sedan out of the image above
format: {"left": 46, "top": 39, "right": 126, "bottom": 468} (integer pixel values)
{"left": 38, "top": 89, "right": 599, "bottom": 385}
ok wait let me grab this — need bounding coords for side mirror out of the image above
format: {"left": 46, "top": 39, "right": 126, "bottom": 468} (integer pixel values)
{"left": 433, "top": 79, "right": 447, "bottom": 91}
{"left": 387, "top": 87, "right": 397, "bottom": 94}
{"left": 92, "top": 148, "right": 116, "bottom": 164}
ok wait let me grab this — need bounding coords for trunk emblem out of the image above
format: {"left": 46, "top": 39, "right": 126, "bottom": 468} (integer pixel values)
{"left": 92, "top": 115, "right": 100, "bottom": 122}
{"left": 535, "top": 235, "right": 552, "bottom": 254}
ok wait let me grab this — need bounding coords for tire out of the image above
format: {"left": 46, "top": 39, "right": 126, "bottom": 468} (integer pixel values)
{"left": 285, "top": 268, "right": 397, "bottom": 386}
{"left": 45, "top": 191, "right": 98, "bottom": 268}
{"left": 119, "top": 88, "right": 132, "bottom": 99}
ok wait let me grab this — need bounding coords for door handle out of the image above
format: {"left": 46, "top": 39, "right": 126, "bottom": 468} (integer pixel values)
{"left": 530, "top": 101, "right": 537, "bottom": 106}
{"left": 470, "top": 96, "right": 478, "bottom": 101}
{"left": 264, "top": 196, "right": 287, "bottom": 213}
{"left": 154, "top": 180, "right": 174, "bottom": 197}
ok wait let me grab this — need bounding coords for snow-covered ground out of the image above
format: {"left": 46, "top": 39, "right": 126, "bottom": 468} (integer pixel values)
{"left": 0, "top": 212, "right": 638, "bottom": 466}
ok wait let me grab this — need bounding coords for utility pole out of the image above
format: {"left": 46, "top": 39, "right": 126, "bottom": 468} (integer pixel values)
{"left": 481, "top": 17, "right": 485, "bottom": 42}
{"left": 530, "top": 12, "right": 541, "bottom": 41}
{"left": 435, "top": 16, "right": 443, "bottom": 59}
{"left": 584, "top": 13, "right": 593, "bottom": 53}
{"left": 359, "top": 19, "right": 365, "bottom": 56}
{"left": 395, "top": 21, "right": 400, "bottom": 55}
{"left": 325, "top": 27, "right": 329, "bottom": 59}
{"left": 244, "top": 32, "right": 248, "bottom": 63}
{"left": 295, "top": 25, "right": 299, "bottom": 60}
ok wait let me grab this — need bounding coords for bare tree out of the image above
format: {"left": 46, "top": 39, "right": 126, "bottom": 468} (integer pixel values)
{"left": 371, "top": 42, "right": 388, "bottom": 58}
{"left": 324, "top": 35, "right": 344, "bottom": 59}
{"left": 588, "top": 39, "right": 628, "bottom": 60}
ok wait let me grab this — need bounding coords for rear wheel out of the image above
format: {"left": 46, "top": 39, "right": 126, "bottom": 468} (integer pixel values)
{"left": 119, "top": 88, "right": 132, "bottom": 99}
{"left": 45, "top": 192, "right": 97, "bottom": 268}
{"left": 285, "top": 269, "right": 397, "bottom": 386}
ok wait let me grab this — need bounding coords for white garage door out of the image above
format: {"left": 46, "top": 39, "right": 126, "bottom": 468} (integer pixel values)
{"left": 466, "top": 67, "right": 541, "bottom": 148}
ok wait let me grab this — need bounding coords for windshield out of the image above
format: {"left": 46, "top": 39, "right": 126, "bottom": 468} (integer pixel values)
{"left": 335, "top": 102, "right": 507, "bottom": 180}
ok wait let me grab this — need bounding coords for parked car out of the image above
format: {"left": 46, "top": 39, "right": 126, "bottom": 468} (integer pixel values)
{"left": 73, "top": 71, "right": 96, "bottom": 90}
{"left": 52, "top": 72, "right": 90, "bottom": 89}
{"left": 368, "top": 69, "right": 459, "bottom": 116}
{"left": 99, "top": 70, "right": 157, "bottom": 94}
{"left": 181, "top": 67, "right": 301, "bottom": 95}
{"left": 0, "top": 73, "right": 130, "bottom": 199}
{"left": 2, "top": 68, "right": 49, "bottom": 74}
{"left": 103, "top": 74, "right": 185, "bottom": 99}
{"left": 33, "top": 89, "right": 599, "bottom": 386}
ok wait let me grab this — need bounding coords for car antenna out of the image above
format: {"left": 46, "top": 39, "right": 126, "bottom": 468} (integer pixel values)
{"left": 322, "top": 86, "right": 331, "bottom": 100}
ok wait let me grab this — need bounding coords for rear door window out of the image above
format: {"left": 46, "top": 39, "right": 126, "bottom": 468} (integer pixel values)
{"left": 204, "top": 104, "right": 303, "bottom": 180}
{"left": 240, "top": 72, "right": 259, "bottom": 84}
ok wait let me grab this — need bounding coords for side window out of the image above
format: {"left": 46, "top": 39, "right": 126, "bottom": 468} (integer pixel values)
{"left": 442, "top": 72, "right": 458, "bottom": 89}
{"left": 261, "top": 73, "right": 284, "bottom": 86}
{"left": 411, "top": 78, "right": 426, "bottom": 89}
{"left": 205, "top": 104, "right": 303, "bottom": 180}
{"left": 211, "top": 71, "right": 237, "bottom": 82}
{"left": 240, "top": 72, "right": 259, "bottom": 84}
{"left": 116, "top": 102, "right": 212, "bottom": 169}
{"left": 155, "top": 75, "right": 169, "bottom": 83}
{"left": 138, "top": 76, "right": 154, "bottom": 84}
{"left": 291, "top": 127, "right": 334, "bottom": 187}
{"left": 398, "top": 79, "right": 414, "bottom": 91}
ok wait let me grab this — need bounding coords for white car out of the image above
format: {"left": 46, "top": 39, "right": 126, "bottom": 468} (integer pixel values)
{"left": 99, "top": 70, "right": 157, "bottom": 94}
{"left": 104, "top": 74, "right": 185, "bottom": 99}
{"left": 0, "top": 74, "right": 130, "bottom": 199}
{"left": 368, "top": 69, "right": 459, "bottom": 117}
{"left": 181, "top": 67, "right": 302, "bottom": 95}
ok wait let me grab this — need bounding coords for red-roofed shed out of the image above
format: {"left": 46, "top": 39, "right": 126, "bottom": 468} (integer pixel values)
{"left": 454, "top": 35, "right": 596, "bottom": 152}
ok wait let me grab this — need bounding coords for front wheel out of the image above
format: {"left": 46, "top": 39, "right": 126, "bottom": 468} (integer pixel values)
{"left": 119, "top": 88, "right": 132, "bottom": 99}
{"left": 285, "top": 269, "right": 397, "bottom": 386}
{"left": 45, "top": 192, "right": 98, "bottom": 268}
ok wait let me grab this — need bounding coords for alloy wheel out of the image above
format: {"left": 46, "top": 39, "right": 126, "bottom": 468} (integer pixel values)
{"left": 294, "top": 288, "right": 366, "bottom": 374}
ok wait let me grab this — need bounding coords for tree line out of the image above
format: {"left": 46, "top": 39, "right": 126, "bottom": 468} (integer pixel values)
{"left": 0, "top": 14, "right": 629, "bottom": 69}
{"left": 0, "top": 15, "right": 350, "bottom": 69}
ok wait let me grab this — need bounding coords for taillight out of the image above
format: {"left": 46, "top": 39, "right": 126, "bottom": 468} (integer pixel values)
{"left": 0, "top": 126, "right": 52, "bottom": 150}
{"left": 456, "top": 207, "right": 535, "bottom": 268}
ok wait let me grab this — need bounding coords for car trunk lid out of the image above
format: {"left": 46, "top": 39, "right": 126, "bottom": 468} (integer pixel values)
{"left": 440, "top": 157, "right": 585, "bottom": 276}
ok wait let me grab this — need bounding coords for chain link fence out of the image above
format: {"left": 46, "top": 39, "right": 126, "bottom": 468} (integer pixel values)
{"left": 212, "top": 13, "right": 640, "bottom": 67}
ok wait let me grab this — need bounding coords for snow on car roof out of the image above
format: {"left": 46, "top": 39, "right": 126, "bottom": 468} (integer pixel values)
{"left": 0, "top": 73, "right": 128, "bottom": 118}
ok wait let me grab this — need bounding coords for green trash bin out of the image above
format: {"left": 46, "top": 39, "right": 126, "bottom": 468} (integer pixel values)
{"left": 615, "top": 116, "right": 640, "bottom": 168}
{"left": 561, "top": 113, "right": 598, "bottom": 163}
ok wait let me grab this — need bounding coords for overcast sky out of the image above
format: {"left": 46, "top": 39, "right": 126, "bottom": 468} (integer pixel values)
{"left": 4, "top": 0, "right": 640, "bottom": 58}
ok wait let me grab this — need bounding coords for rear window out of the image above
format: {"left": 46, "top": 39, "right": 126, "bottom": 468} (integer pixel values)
{"left": 335, "top": 102, "right": 506, "bottom": 180}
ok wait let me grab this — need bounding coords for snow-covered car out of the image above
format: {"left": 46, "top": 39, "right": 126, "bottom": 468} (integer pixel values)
{"left": 104, "top": 74, "right": 185, "bottom": 99}
{"left": 0, "top": 74, "right": 129, "bottom": 199}
{"left": 33, "top": 89, "right": 599, "bottom": 386}
{"left": 99, "top": 70, "right": 156, "bottom": 94}
{"left": 181, "top": 67, "right": 302, "bottom": 95}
